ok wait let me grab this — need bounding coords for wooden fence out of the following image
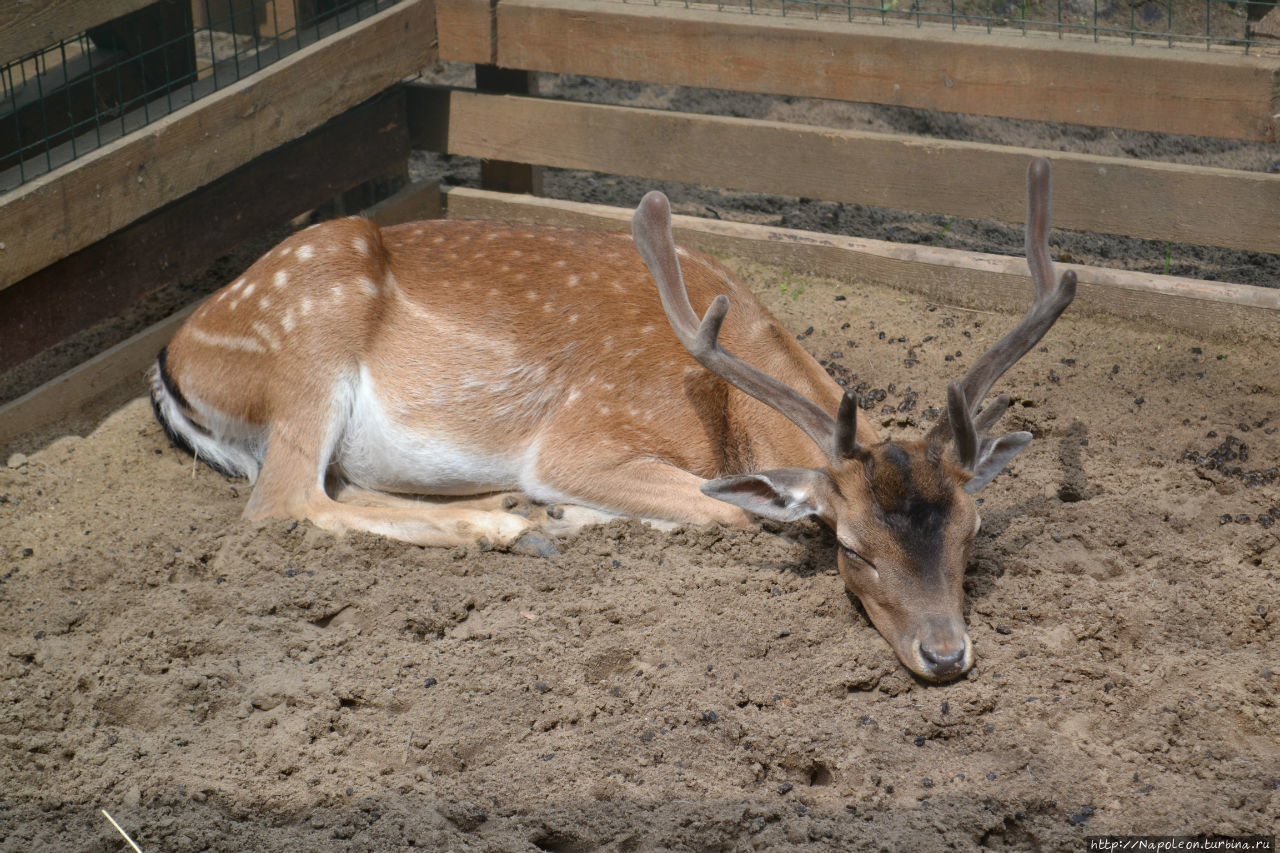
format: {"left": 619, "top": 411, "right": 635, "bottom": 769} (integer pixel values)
{"left": 2, "top": 0, "right": 1279, "bottom": 444}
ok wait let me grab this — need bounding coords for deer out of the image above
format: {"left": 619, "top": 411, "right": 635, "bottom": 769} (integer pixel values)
{"left": 149, "top": 157, "right": 1075, "bottom": 683}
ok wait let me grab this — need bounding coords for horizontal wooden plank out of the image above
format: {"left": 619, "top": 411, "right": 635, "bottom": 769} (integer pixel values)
{"left": 443, "top": 186, "right": 1280, "bottom": 343}
{"left": 424, "top": 89, "right": 1280, "bottom": 255}
{"left": 0, "top": 0, "right": 156, "bottom": 65}
{"left": 0, "top": 0, "right": 435, "bottom": 291}
{"left": 363, "top": 177, "right": 443, "bottom": 225}
{"left": 0, "top": 304, "right": 196, "bottom": 449}
{"left": 495, "top": 0, "right": 1280, "bottom": 142}
{"left": 0, "top": 91, "right": 410, "bottom": 374}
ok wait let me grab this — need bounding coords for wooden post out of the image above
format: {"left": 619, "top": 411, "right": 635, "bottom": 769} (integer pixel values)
{"left": 474, "top": 65, "right": 542, "bottom": 194}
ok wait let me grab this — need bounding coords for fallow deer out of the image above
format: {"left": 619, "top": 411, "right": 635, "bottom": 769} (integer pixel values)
{"left": 150, "top": 158, "right": 1075, "bottom": 682}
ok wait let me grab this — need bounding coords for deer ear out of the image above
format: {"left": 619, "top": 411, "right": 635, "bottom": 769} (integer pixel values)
{"left": 963, "top": 431, "right": 1033, "bottom": 494}
{"left": 701, "top": 468, "right": 832, "bottom": 522}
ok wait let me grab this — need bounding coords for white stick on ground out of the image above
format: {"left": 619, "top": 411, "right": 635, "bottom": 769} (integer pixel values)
{"left": 100, "top": 809, "right": 144, "bottom": 853}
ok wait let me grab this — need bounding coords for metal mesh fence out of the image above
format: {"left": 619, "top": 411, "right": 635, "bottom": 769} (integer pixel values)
{"left": 624, "top": 0, "right": 1280, "bottom": 48}
{"left": 3, "top": 0, "right": 1277, "bottom": 195}
{"left": 1, "top": 0, "right": 401, "bottom": 194}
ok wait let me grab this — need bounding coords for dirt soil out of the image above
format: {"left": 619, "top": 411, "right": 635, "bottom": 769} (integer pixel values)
{"left": 3, "top": 253, "right": 1279, "bottom": 849}
{"left": 4, "top": 57, "right": 1280, "bottom": 851}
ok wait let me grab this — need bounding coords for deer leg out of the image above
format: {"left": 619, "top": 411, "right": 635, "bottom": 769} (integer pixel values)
{"left": 332, "top": 484, "right": 526, "bottom": 513}
{"left": 331, "top": 484, "right": 625, "bottom": 536}
{"left": 534, "top": 453, "right": 754, "bottom": 527}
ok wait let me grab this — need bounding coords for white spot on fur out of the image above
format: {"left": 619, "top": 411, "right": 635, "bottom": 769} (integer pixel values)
{"left": 189, "top": 327, "right": 266, "bottom": 354}
{"left": 356, "top": 276, "right": 376, "bottom": 296}
{"left": 273, "top": 270, "right": 288, "bottom": 288}
{"left": 280, "top": 246, "right": 292, "bottom": 257}
{"left": 298, "top": 244, "right": 314, "bottom": 261}
{"left": 353, "top": 236, "right": 369, "bottom": 254}
{"left": 281, "top": 310, "right": 296, "bottom": 333}
{"left": 252, "top": 321, "right": 280, "bottom": 352}
{"left": 330, "top": 285, "right": 343, "bottom": 300}
{"left": 259, "top": 296, "right": 272, "bottom": 310}
{"left": 640, "top": 324, "right": 655, "bottom": 334}
{"left": 567, "top": 274, "right": 580, "bottom": 288}
{"left": 230, "top": 278, "right": 245, "bottom": 293}
{"left": 300, "top": 297, "right": 313, "bottom": 316}
{"left": 568, "top": 314, "right": 579, "bottom": 324}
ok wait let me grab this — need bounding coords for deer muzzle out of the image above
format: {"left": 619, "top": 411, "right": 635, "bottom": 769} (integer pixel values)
{"left": 906, "top": 614, "right": 973, "bottom": 682}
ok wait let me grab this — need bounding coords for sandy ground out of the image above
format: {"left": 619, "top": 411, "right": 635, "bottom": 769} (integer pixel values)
{"left": 3, "top": 254, "right": 1278, "bottom": 849}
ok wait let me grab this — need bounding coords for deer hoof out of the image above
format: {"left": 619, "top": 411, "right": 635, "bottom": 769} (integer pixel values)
{"left": 509, "top": 530, "right": 559, "bottom": 558}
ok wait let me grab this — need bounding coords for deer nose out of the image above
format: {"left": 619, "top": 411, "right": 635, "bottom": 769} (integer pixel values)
{"left": 919, "top": 640, "right": 968, "bottom": 678}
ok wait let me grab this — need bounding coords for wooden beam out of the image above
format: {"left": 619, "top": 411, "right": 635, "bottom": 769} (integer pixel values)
{"left": 421, "top": 89, "right": 1280, "bottom": 255}
{"left": 0, "top": 0, "right": 157, "bottom": 65}
{"left": 363, "top": 178, "right": 443, "bottom": 225}
{"left": 0, "top": 0, "right": 435, "bottom": 291}
{"left": 474, "top": 66, "right": 543, "bottom": 195}
{"left": 443, "top": 187, "right": 1280, "bottom": 343}
{"left": 0, "top": 91, "right": 410, "bottom": 374}
{"left": 436, "top": 0, "right": 492, "bottom": 64}
{"left": 0, "top": 304, "right": 196, "bottom": 449}
{"left": 495, "top": 0, "right": 1280, "bottom": 142}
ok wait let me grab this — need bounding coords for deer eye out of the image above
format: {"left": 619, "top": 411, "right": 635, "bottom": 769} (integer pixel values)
{"left": 840, "top": 544, "right": 874, "bottom": 568}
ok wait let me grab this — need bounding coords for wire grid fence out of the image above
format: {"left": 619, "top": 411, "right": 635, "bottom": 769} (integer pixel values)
{"left": 624, "top": 0, "right": 1280, "bottom": 48}
{"left": 1, "top": 0, "right": 402, "bottom": 194}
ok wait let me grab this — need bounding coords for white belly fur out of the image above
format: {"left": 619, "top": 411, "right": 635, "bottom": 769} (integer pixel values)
{"left": 336, "top": 365, "right": 539, "bottom": 497}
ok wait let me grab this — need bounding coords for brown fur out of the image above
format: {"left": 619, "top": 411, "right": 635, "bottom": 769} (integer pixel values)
{"left": 154, "top": 181, "right": 1067, "bottom": 683}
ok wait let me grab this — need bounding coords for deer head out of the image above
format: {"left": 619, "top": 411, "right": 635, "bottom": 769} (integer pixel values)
{"left": 632, "top": 158, "right": 1076, "bottom": 682}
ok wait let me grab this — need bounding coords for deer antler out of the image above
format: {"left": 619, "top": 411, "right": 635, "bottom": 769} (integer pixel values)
{"left": 632, "top": 191, "right": 858, "bottom": 466}
{"left": 929, "top": 157, "right": 1077, "bottom": 464}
